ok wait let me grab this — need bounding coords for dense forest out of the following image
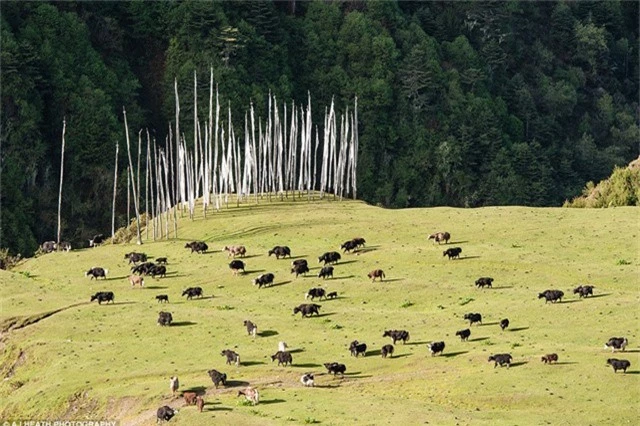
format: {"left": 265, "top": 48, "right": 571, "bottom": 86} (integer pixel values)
{"left": 1, "top": 1, "right": 638, "bottom": 256}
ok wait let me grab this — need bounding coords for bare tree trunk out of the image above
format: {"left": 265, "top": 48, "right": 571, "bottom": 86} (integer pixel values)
{"left": 127, "top": 166, "right": 131, "bottom": 225}
{"left": 56, "top": 118, "right": 66, "bottom": 247}
{"left": 145, "top": 130, "right": 150, "bottom": 240}
{"left": 123, "top": 107, "right": 143, "bottom": 245}
{"left": 137, "top": 129, "right": 142, "bottom": 223}
{"left": 112, "top": 142, "right": 119, "bottom": 241}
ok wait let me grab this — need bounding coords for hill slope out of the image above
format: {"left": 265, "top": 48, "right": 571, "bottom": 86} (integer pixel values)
{"left": 1, "top": 199, "right": 638, "bottom": 425}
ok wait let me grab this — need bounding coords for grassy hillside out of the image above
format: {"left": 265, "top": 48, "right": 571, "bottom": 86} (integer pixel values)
{"left": 1, "top": 199, "right": 638, "bottom": 425}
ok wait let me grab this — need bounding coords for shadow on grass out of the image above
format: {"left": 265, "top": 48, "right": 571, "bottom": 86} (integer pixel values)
{"left": 268, "top": 281, "right": 291, "bottom": 288}
{"left": 315, "top": 384, "right": 341, "bottom": 389}
{"left": 344, "top": 374, "right": 373, "bottom": 379}
{"left": 510, "top": 361, "right": 528, "bottom": 368}
{"left": 479, "top": 322, "right": 499, "bottom": 326}
{"left": 294, "top": 363, "right": 322, "bottom": 368}
{"left": 257, "top": 330, "right": 279, "bottom": 337}
{"left": 587, "top": 293, "right": 611, "bottom": 299}
{"left": 288, "top": 255, "right": 307, "bottom": 260}
{"left": 225, "top": 380, "right": 250, "bottom": 388}
{"left": 182, "top": 386, "right": 207, "bottom": 395}
{"left": 289, "top": 348, "right": 304, "bottom": 354}
{"left": 622, "top": 349, "right": 640, "bottom": 353}
{"left": 392, "top": 353, "right": 412, "bottom": 359}
{"left": 623, "top": 371, "right": 640, "bottom": 374}
{"left": 560, "top": 299, "right": 581, "bottom": 304}
{"left": 145, "top": 286, "right": 168, "bottom": 290}
{"left": 367, "top": 349, "right": 382, "bottom": 356}
{"left": 380, "top": 278, "right": 403, "bottom": 283}
{"left": 314, "top": 312, "right": 336, "bottom": 318}
{"left": 190, "top": 296, "right": 214, "bottom": 300}
{"left": 447, "top": 241, "right": 469, "bottom": 245}
{"left": 241, "top": 361, "right": 265, "bottom": 367}
{"left": 107, "top": 302, "right": 136, "bottom": 306}
{"left": 171, "top": 321, "right": 197, "bottom": 327}
{"left": 491, "top": 286, "right": 513, "bottom": 290}
{"left": 509, "top": 327, "right": 529, "bottom": 332}
{"left": 406, "top": 341, "right": 429, "bottom": 346}
{"left": 356, "top": 247, "right": 377, "bottom": 254}
{"left": 469, "top": 337, "right": 489, "bottom": 342}
{"left": 244, "top": 269, "right": 266, "bottom": 275}
{"left": 332, "top": 275, "right": 355, "bottom": 280}
{"left": 260, "top": 399, "right": 286, "bottom": 405}
{"left": 336, "top": 260, "right": 358, "bottom": 265}
{"left": 206, "top": 407, "right": 232, "bottom": 412}
{"left": 442, "top": 351, "right": 468, "bottom": 358}
{"left": 552, "top": 362, "right": 578, "bottom": 365}
{"left": 458, "top": 256, "right": 481, "bottom": 260}
{"left": 240, "top": 254, "right": 262, "bottom": 259}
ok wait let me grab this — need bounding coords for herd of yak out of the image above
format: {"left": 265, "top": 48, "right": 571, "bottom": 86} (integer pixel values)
{"left": 38, "top": 226, "right": 631, "bottom": 422}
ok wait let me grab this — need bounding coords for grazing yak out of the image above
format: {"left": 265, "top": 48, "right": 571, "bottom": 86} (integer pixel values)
{"left": 475, "top": 277, "right": 494, "bottom": 289}
{"left": 271, "top": 351, "right": 293, "bottom": 366}
{"left": 368, "top": 269, "right": 385, "bottom": 282}
{"left": 131, "top": 262, "right": 155, "bottom": 275}
{"left": 541, "top": 354, "right": 559, "bottom": 364}
{"left": 221, "top": 349, "right": 240, "bottom": 366}
{"left": 383, "top": 330, "right": 410, "bottom": 344}
{"left": 157, "top": 311, "right": 173, "bottom": 326}
{"left": 574, "top": 285, "right": 595, "bottom": 298}
{"left": 156, "top": 294, "right": 169, "bottom": 303}
{"left": 443, "top": 247, "right": 462, "bottom": 259}
{"left": 86, "top": 267, "right": 108, "bottom": 280}
{"left": 381, "top": 344, "right": 394, "bottom": 358}
{"left": 183, "top": 392, "right": 197, "bottom": 406}
{"left": 301, "top": 373, "right": 315, "bottom": 387}
{"left": 428, "top": 341, "right": 446, "bottom": 356}
{"left": 125, "top": 252, "right": 147, "bottom": 264}
{"left": 318, "top": 251, "right": 341, "bottom": 265}
{"left": 324, "top": 362, "right": 347, "bottom": 377}
{"left": 207, "top": 369, "right": 227, "bottom": 388}
{"left": 269, "top": 246, "right": 291, "bottom": 259}
{"left": 456, "top": 329, "right": 471, "bottom": 341}
{"left": 169, "top": 376, "right": 179, "bottom": 396}
{"left": 538, "top": 290, "right": 564, "bottom": 303}
{"left": 56, "top": 241, "right": 72, "bottom": 252}
{"left": 292, "top": 259, "right": 308, "bottom": 268}
{"left": 149, "top": 265, "right": 167, "bottom": 278}
{"left": 605, "top": 337, "right": 628, "bottom": 352}
{"left": 293, "top": 304, "right": 321, "bottom": 317}
{"left": 182, "top": 287, "right": 203, "bottom": 300}
{"left": 464, "top": 313, "right": 482, "bottom": 326}
{"left": 129, "top": 275, "right": 145, "bottom": 288}
{"left": 229, "top": 260, "right": 246, "bottom": 275}
{"left": 156, "top": 406, "right": 177, "bottom": 423}
{"left": 89, "top": 234, "right": 106, "bottom": 247}
{"left": 349, "top": 340, "right": 367, "bottom": 357}
{"left": 156, "top": 257, "right": 168, "bottom": 264}
{"left": 327, "top": 291, "right": 338, "bottom": 299}
{"left": 243, "top": 320, "right": 258, "bottom": 337}
{"left": 500, "top": 318, "right": 510, "bottom": 331}
{"left": 318, "top": 266, "right": 334, "bottom": 279}
{"left": 41, "top": 241, "right": 56, "bottom": 253}
{"left": 607, "top": 358, "right": 631, "bottom": 373}
{"left": 253, "top": 273, "right": 275, "bottom": 288}
{"left": 185, "top": 241, "right": 208, "bottom": 254}
{"left": 305, "top": 288, "right": 326, "bottom": 301}
{"left": 237, "top": 387, "right": 259, "bottom": 405}
{"left": 341, "top": 240, "right": 359, "bottom": 253}
{"left": 488, "top": 353, "right": 513, "bottom": 368}
{"left": 428, "top": 232, "right": 450, "bottom": 244}
{"left": 291, "top": 263, "right": 310, "bottom": 277}
{"left": 90, "top": 291, "right": 114, "bottom": 304}
{"left": 224, "top": 245, "right": 247, "bottom": 258}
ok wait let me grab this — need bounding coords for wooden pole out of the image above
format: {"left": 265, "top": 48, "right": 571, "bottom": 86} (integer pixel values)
{"left": 111, "top": 141, "right": 119, "bottom": 241}
{"left": 123, "top": 107, "right": 143, "bottom": 245}
{"left": 56, "top": 118, "right": 66, "bottom": 247}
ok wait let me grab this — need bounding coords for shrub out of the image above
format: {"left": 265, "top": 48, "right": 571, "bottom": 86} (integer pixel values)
{"left": 565, "top": 165, "right": 640, "bottom": 208}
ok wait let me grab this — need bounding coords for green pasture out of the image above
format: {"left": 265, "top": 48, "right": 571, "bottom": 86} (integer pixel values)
{"left": 1, "top": 199, "right": 638, "bottom": 425}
